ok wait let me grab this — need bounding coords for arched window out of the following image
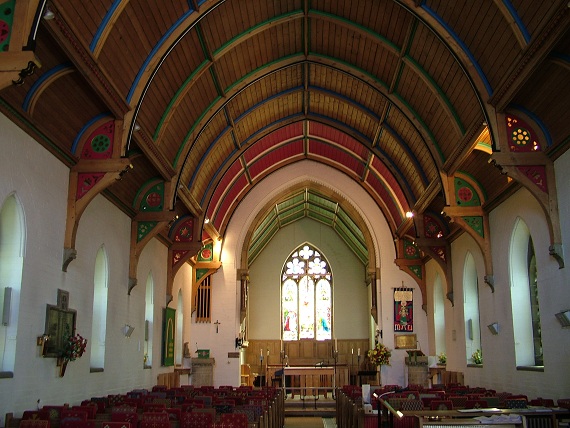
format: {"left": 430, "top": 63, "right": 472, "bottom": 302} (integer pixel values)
{"left": 90, "top": 246, "right": 108, "bottom": 369}
{"left": 0, "top": 194, "right": 25, "bottom": 375}
{"left": 281, "top": 244, "right": 332, "bottom": 341}
{"left": 433, "top": 273, "right": 446, "bottom": 357}
{"left": 510, "top": 218, "right": 543, "bottom": 366}
{"left": 144, "top": 272, "right": 154, "bottom": 367}
{"left": 463, "top": 252, "right": 481, "bottom": 364}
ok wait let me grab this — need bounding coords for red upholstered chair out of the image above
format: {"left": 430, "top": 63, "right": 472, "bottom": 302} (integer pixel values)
{"left": 464, "top": 400, "right": 488, "bottom": 409}
{"left": 101, "top": 423, "right": 131, "bottom": 428}
{"left": 164, "top": 408, "right": 182, "bottom": 421}
{"left": 558, "top": 399, "right": 570, "bottom": 409}
{"left": 420, "top": 396, "right": 437, "bottom": 409}
{"left": 529, "top": 398, "right": 555, "bottom": 407}
{"left": 39, "top": 406, "right": 67, "bottom": 426}
{"left": 110, "top": 410, "right": 138, "bottom": 427}
{"left": 143, "top": 403, "right": 167, "bottom": 413}
{"left": 139, "top": 420, "right": 170, "bottom": 428}
{"left": 72, "top": 406, "right": 96, "bottom": 419}
{"left": 141, "top": 413, "right": 169, "bottom": 424}
{"left": 504, "top": 398, "right": 528, "bottom": 409}
{"left": 20, "top": 420, "right": 50, "bottom": 428}
{"left": 430, "top": 400, "right": 454, "bottom": 411}
{"left": 60, "top": 421, "right": 95, "bottom": 428}
{"left": 61, "top": 410, "right": 88, "bottom": 422}
{"left": 22, "top": 411, "right": 45, "bottom": 420}
{"left": 449, "top": 396, "right": 468, "bottom": 409}
{"left": 219, "top": 413, "right": 248, "bottom": 428}
{"left": 180, "top": 412, "right": 214, "bottom": 428}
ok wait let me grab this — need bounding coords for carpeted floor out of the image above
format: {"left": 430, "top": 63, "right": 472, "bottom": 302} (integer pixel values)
{"left": 284, "top": 417, "right": 337, "bottom": 428}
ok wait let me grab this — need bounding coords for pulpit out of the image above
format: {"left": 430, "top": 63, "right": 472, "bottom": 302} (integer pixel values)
{"left": 405, "top": 350, "right": 428, "bottom": 387}
{"left": 191, "top": 358, "right": 215, "bottom": 386}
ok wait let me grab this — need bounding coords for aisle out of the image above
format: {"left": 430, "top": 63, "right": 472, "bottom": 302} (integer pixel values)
{"left": 284, "top": 417, "right": 337, "bottom": 428}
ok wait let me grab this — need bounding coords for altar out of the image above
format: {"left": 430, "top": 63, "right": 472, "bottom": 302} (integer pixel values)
{"left": 283, "top": 366, "right": 337, "bottom": 398}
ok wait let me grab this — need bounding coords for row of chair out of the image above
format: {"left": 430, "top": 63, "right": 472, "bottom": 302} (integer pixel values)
{"left": 14, "top": 385, "right": 284, "bottom": 428}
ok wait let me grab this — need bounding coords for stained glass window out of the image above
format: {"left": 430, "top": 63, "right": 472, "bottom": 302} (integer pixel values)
{"left": 281, "top": 244, "right": 332, "bottom": 341}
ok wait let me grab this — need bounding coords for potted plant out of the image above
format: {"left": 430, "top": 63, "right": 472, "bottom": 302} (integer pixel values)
{"left": 437, "top": 352, "right": 447, "bottom": 365}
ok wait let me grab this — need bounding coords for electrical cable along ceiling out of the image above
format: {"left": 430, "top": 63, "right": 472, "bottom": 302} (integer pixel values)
{"left": 0, "top": 1, "right": 568, "bottom": 277}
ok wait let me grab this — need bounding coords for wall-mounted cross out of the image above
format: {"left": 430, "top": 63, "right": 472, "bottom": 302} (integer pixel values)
{"left": 214, "top": 320, "right": 221, "bottom": 333}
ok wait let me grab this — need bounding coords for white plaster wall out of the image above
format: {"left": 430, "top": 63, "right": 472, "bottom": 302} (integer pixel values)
{"left": 0, "top": 113, "right": 173, "bottom": 419}
{"left": 0, "top": 112, "right": 70, "bottom": 418}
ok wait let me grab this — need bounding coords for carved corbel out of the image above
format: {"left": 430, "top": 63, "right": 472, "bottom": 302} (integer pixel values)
{"left": 166, "top": 216, "right": 204, "bottom": 299}
{"left": 441, "top": 173, "right": 495, "bottom": 291}
{"left": 62, "top": 118, "right": 131, "bottom": 271}
{"left": 414, "top": 213, "right": 453, "bottom": 305}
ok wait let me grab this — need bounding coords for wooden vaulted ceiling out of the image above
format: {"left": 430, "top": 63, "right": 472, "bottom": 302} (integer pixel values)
{"left": 0, "top": 0, "right": 569, "bottom": 276}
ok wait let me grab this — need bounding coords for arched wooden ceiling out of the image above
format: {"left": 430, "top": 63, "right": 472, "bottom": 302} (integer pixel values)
{"left": 0, "top": 0, "right": 568, "bottom": 265}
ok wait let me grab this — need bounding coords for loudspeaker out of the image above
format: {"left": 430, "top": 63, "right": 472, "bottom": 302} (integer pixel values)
{"left": 123, "top": 324, "right": 135, "bottom": 337}
{"left": 555, "top": 310, "right": 570, "bottom": 328}
{"left": 2, "top": 287, "right": 12, "bottom": 326}
{"left": 467, "top": 318, "right": 473, "bottom": 340}
{"left": 144, "top": 320, "right": 149, "bottom": 341}
{"left": 487, "top": 322, "right": 500, "bottom": 335}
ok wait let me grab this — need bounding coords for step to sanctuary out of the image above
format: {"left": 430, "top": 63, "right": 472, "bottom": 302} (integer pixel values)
{"left": 284, "top": 395, "right": 336, "bottom": 417}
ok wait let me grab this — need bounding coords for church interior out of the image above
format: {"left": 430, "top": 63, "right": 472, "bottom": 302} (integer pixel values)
{"left": 0, "top": 0, "right": 569, "bottom": 425}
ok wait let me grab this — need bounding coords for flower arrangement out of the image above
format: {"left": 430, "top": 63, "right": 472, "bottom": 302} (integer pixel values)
{"left": 437, "top": 352, "right": 447, "bottom": 364}
{"left": 472, "top": 348, "right": 482, "bottom": 364}
{"left": 61, "top": 333, "right": 88, "bottom": 362}
{"left": 367, "top": 342, "right": 391, "bottom": 366}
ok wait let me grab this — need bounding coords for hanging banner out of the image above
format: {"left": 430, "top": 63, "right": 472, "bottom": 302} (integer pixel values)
{"left": 394, "top": 288, "right": 413, "bottom": 332}
{"left": 162, "top": 307, "right": 176, "bottom": 366}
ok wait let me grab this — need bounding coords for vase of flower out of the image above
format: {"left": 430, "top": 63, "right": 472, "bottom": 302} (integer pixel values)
{"left": 57, "top": 333, "right": 87, "bottom": 377}
{"left": 367, "top": 342, "right": 392, "bottom": 367}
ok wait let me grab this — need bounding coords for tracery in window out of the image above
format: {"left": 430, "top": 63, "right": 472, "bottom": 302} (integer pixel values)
{"left": 281, "top": 244, "right": 332, "bottom": 341}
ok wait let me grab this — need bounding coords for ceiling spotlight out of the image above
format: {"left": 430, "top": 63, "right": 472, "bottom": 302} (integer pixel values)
{"left": 405, "top": 211, "right": 414, "bottom": 218}
{"left": 133, "top": 123, "right": 141, "bottom": 132}
{"left": 204, "top": 217, "right": 210, "bottom": 224}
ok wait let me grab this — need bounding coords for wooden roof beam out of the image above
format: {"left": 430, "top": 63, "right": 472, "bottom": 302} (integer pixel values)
{"left": 489, "top": 2, "right": 570, "bottom": 111}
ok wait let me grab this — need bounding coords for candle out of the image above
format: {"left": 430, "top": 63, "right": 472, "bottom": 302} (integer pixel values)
{"left": 351, "top": 348, "right": 354, "bottom": 355}
{"left": 267, "top": 348, "right": 269, "bottom": 356}
{"left": 335, "top": 338, "right": 338, "bottom": 350}
{"left": 358, "top": 348, "right": 360, "bottom": 356}
{"left": 260, "top": 349, "right": 263, "bottom": 357}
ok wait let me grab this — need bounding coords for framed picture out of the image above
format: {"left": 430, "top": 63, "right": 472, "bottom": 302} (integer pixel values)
{"left": 43, "top": 304, "right": 76, "bottom": 357}
{"left": 394, "top": 333, "right": 417, "bottom": 349}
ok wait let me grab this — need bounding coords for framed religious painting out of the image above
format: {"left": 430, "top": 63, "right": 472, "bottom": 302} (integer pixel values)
{"left": 43, "top": 304, "right": 77, "bottom": 357}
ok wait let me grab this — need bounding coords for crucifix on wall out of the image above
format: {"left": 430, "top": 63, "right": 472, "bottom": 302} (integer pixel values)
{"left": 214, "top": 320, "right": 220, "bottom": 333}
